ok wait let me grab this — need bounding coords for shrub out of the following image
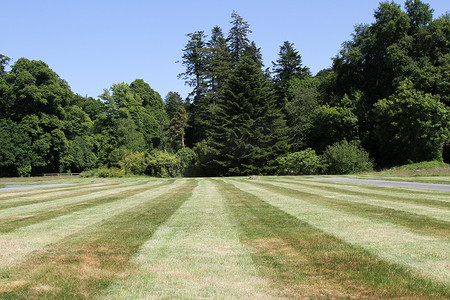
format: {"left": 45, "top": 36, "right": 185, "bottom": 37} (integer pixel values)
{"left": 176, "top": 147, "right": 195, "bottom": 176}
{"left": 80, "top": 169, "right": 98, "bottom": 178}
{"left": 322, "top": 140, "right": 373, "bottom": 174}
{"left": 191, "top": 140, "right": 218, "bottom": 176}
{"left": 146, "top": 151, "right": 181, "bottom": 177}
{"left": 277, "top": 148, "right": 325, "bottom": 175}
{"left": 120, "top": 150, "right": 148, "bottom": 175}
{"left": 97, "top": 167, "right": 125, "bottom": 178}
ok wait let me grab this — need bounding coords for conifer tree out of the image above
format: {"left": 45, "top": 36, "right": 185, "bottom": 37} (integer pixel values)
{"left": 227, "top": 11, "right": 252, "bottom": 66}
{"left": 206, "top": 26, "right": 231, "bottom": 104}
{"left": 272, "top": 41, "right": 311, "bottom": 108}
{"left": 178, "top": 31, "right": 210, "bottom": 143}
{"left": 211, "top": 55, "right": 288, "bottom": 176}
{"left": 178, "top": 31, "right": 208, "bottom": 102}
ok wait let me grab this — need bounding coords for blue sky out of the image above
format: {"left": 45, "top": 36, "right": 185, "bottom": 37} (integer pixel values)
{"left": 2, "top": 0, "right": 448, "bottom": 100}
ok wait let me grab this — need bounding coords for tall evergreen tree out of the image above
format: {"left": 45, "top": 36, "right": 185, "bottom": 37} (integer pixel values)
{"left": 211, "top": 55, "right": 288, "bottom": 176}
{"left": 164, "top": 91, "right": 185, "bottom": 120}
{"left": 272, "top": 41, "right": 310, "bottom": 85}
{"left": 178, "top": 31, "right": 208, "bottom": 103}
{"left": 272, "top": 41, "right": 312, "bottom": 109}
{"left": 178, "top": 31, "right": 213, "bottom": 144}
{"left": 227, "top": 11, "right": 252, "bottom": 66}
{"left": 206, "top": 26, "right": 231, "bottom": 104}
{"left": 168, "top": 106, "right": 189, "bottom": 150}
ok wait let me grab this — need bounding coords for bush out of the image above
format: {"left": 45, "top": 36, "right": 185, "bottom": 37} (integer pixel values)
{"left": 146, "top": 151, "right": 181, "bottom": 177}
{"left": 322, "top": 140, "right": 373, "bottom": 174}
{"left": 97, "top": 167, "right": 125, "bottom": 178}
{"left": 80, "top": 169, "right": 98, "bottom": 178}
{"left": 120, "top": 150, "right": 148, "bottom": 175}
{"left": 191, "top": 140, "right": 218, "bottom": 176}
{"left": 176, "top": 147, "right": 195, "bottom": 176}
{"left": 277, "top": 148, "right": 325, "bottom": 175}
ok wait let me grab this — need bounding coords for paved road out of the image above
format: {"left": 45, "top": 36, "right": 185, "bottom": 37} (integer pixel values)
{"left": 308, "top": 177, "right": 450, "bottom": 192}
{"left": 0, "top": 183, "right": 77, "bottom": 192}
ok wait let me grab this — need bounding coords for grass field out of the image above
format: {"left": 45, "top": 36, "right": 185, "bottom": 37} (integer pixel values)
{"left": 0, "top": 176, "right": 449, "bottom": 299}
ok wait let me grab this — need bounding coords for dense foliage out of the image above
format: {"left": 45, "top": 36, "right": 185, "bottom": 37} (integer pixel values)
{"left": 322, "top": 140, "right": 374, "bottom": 174}
{"left": 277, "top": 148, "right": 324, "bottom": 175}
{"left": 1, "top": 1, "right": 449, "bottom": 176}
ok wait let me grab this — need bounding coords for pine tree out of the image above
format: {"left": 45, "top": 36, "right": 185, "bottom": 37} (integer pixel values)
{"left": 211, "top": 55, "right": 288, "bottom": 176}
{"left": 206, "top": 26, "right": 231, "bottom": 105}
{"left": 272, "top": 41, "right": 311, "bottom": 108}
{"left": 227, "top": 11, "right": 252, "bottom": 66}
{"left": 178, "top": 31, "right": 210, "bottom": 144}
{"left": 178, "top": 31, "right": 208, "bottom": 103}
{"left": 272, "top": 41, "right": 310, "bottom": 85}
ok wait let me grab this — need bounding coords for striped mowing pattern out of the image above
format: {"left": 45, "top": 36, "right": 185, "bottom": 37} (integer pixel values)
{"left": 0, "top": 177, "right": 448, "bottom": 299}
{"left": 226, "top": 179, "right": 450, "bottom": 284}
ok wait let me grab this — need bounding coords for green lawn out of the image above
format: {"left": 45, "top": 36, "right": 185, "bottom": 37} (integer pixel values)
{"left": 0, "top": 176, "right": 449, "bottom": 299}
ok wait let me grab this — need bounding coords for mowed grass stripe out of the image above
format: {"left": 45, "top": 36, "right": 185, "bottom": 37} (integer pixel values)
{"left": 262, "top": 178, "right": 450, "bottom": 223}
{"left": 0, "top": 181, "right": 118, "bottom": 200}
{"left": 254, "top": 180, "right": 450, "bottom": 238}
{"left": 217, "top": 179, "right": 449, "bottom": 299}
{"left": 0, "top": 180, "right": 164, "bottom": 220}
{"left": 0, "top": 180, "right": 145, "bottom": 210}
{"left": 0, "top": 180, "right": 171, "bottom": 233}
{"left": 227, "top": 179, "right": 450, "bottom": 285}
{"left": 271, "top": 178, "right": 450, "bottom": 206}
{"left": 0, "top": 179, "right": 184, "bottom": 271}
{"left": 102, "top": 179, "right": 273, "bottom": 300}
{"left": 0, "top": 179, "right": 197, "bottom": 299}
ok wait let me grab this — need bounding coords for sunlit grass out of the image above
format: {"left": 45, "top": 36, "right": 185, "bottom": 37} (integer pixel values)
{"left": 227, "top": 179, "right": 450, "bottom": 286}
{"left": 262, "top": 178, "right": 450, "bottom": 222}
{"left": 0, "top": 179, "right": 195, "bottom": 299}
{"left": 0, "top": 180, "right": 184, "bottom": 272}
{"left": 0, "top": 181, "right": 169, "bottom": 233}
{"left": 0, "top": 176, "right": 448, "bottom": 299}
{"left": 103, "top": 179, "right": 273, "bottom": 299}
{"left": 219, "top": 179, "right": 449, "bottom": 298}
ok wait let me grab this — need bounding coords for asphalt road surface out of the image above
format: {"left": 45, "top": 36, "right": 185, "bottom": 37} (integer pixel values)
{"left": 308, "top": 177, "right": 450, "bottom": 192}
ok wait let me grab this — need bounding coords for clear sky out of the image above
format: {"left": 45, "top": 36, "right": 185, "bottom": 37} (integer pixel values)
{"left": 2, "top": 0, "right": 448, "bottom": 100}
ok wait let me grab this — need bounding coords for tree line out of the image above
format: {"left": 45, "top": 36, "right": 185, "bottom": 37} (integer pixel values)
{"left": 1, "top": 0, "right": 449, "bottom": 177}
